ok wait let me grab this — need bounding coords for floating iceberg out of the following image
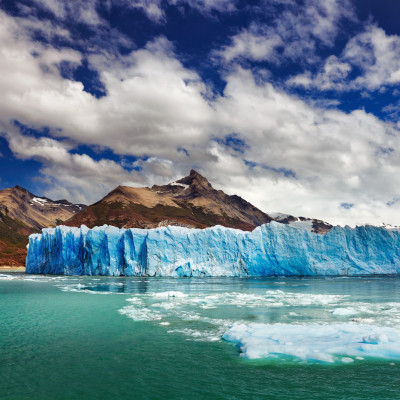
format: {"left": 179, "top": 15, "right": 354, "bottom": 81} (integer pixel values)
{"left": 223, "top": 323, "right": 400, "bottom": 363}
{"left": 26, "top": 222, "right": 400, "bottom": 276}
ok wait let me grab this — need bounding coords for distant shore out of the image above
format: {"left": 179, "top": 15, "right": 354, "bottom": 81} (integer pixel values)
{"left": 0, "top": 266, "right": 26, "bottom": 272}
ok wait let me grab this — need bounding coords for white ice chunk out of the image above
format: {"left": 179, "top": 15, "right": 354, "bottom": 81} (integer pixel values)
{"left": 119, "top": 305, "right": 162, "bottom": 321}
{"left": 223, "top": 323, "right": 400, "bottom": 363}
{"left": 362, "top": 334, "right": 389, "bottom": 344}
{"left": 152, "top": 291, "right": 187, "bottom": 299}
{"left": 341, "top": 357, "right": 354, "bottom": 363}
{"left": 331, "top": 308, "right": 357, "bottom": 316}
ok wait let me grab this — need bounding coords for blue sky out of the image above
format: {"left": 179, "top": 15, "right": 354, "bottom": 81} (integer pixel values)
{"left": 0, "top": 0, "right": 400, "bottom": 226}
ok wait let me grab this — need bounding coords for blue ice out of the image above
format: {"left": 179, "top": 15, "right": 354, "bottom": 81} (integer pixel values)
{"left": 26, "top": 222, "right": 400, "bottom": 276}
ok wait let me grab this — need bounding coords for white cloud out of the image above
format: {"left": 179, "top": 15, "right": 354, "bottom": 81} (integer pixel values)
{"left": 2, "top": 10, "right": 400, "bottom": 227}
{"left": 215, "top": 25, "right": 282, "bottom": 64}
{"left": 0, "top": 14, "right": 212, "bottom": 160}
{"left": 287, "top": 55, "right": 351, "bottom": 90}
{"left": 210, "top": 67, "right": 400, "bottom": 226}
{"left": 289, "top": 25, "right": 400, "bottom": 91}
{"left": 2, "top": 129, "right": 144, "bottom": 203}
{"left": 345, "top": 25, "right": 400, "bottom": 90}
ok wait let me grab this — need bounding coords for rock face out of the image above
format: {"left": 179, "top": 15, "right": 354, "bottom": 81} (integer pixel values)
{"left": 65, "top": 170, "right": 274, "bottom": 231}
{"left": 0, "top": 186, "right": 86, "bottom": 229}
{"left": 26, "top": 223, "right": 400, "bottom": 276}
{"left": 0, "top": 186, "right": 86, "bottom": 265}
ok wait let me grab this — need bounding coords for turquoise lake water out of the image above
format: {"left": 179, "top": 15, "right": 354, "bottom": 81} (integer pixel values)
{"left": 1, "top": 273, "right": 400, "bottom": 399}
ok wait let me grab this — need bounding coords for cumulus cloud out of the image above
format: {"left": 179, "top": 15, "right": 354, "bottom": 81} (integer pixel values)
{"left": 289, "top": 25, "right": 400, "bottom": 91}
{"left": 0, "top": 13, "right": 211, "bottom": 159}
{"left": 211, "top": 67, "right": 400, "bottom": 225}
{"left": 345, "top": 25, "right": 400, "bottom": 90}
{"left": 2, "top": 129, "right": 145, "bottom": 203}
{"left": 2, "top": 9, "right": 400, "bottom": 226}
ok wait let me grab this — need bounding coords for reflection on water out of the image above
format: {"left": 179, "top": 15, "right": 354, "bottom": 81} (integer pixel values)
{"left": 81, "top": 279, "right": 151, "bottom": 294}
{"left": 57, "top": 275, "right": 400, "bottom": 301}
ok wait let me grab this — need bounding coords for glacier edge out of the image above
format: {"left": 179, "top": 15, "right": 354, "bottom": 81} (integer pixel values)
{"left": 25, "top": 222, "right": 400, "bottom": 276}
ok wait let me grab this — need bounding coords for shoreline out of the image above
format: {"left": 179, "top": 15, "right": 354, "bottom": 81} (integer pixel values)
{"left": 0, "top": 266, "right": 26, "bottom": 272}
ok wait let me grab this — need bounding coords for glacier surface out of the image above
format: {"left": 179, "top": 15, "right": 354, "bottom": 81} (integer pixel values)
{"left": 26, "top": 222, "right": 400, "bottom": 276}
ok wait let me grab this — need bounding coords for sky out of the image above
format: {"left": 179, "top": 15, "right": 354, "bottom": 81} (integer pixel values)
{"left": 0, "top": 0, "right": 400, "bottom": 226}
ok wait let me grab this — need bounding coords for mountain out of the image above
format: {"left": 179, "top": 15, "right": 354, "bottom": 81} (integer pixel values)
{"left": 66, "top": 170, "right": 274, "bottom": 231}
{"left": 0, "top": 171, "right": 335, "bottom": 266}
{"left": 0, "top": 185, "right": 86, "bottom": 265}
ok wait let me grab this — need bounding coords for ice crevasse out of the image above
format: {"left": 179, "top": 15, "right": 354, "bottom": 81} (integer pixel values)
{"left": 25, "top": 222, "right": 400, "bottom": 276}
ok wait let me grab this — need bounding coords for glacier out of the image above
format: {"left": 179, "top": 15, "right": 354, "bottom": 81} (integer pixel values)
{"left": 25, "top": 222, "right": 400, "bottom": 276}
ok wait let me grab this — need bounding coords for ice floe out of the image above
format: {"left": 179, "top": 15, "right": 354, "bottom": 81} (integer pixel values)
{"left": 223, "top": 323, "right": 400, "bottom": 363}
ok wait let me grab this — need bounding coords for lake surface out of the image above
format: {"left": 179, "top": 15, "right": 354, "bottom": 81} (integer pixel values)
{"left": 1, "top": 273, "right": 400, "bottom": 399}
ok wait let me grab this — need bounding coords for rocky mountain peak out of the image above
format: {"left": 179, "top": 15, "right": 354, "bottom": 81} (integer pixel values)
{"left": 67, "top": 170, "right": 273, "bottom": 232}
{"left": 176, "top": 169, "right": 213, "bottom": 190}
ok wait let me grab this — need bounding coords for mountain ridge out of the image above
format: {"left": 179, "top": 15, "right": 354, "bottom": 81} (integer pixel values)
{"left": 0, "top": 170, "right": 334, "bottom": 266}
{"left": 0, "top": 186, "right": 87, "bottom": 265}
{"left": 66, "top": 170, "right": 274, "bottom": 231}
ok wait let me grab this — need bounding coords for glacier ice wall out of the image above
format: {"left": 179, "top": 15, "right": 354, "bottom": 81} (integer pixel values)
{"left": 25, "top": 222, "right": 400, "bottom": 276}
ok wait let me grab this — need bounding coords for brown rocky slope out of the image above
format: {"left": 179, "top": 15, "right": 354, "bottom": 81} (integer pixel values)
{"left": 1, "top": 171, "right": 334, "bottom": 266}
{"left": 66, "top": 170, "right": 274, "bottom": 230}
{"left": 0, "top": 186, "right": 86, "bottom": 265}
